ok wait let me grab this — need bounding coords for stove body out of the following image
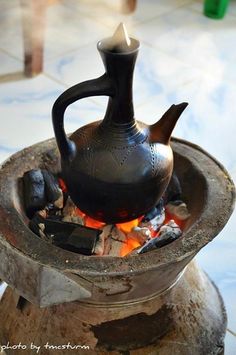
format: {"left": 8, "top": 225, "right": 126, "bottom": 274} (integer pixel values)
{"left": 0, "top": 137, "right": 234, "bottom": 354}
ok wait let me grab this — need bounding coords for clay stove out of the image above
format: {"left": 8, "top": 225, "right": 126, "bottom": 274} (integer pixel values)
{"left": 0, "top": 137, "right": 234, "bottom": 355}
{"left": 0, "top": 25, "right": 235, "bottom": 355}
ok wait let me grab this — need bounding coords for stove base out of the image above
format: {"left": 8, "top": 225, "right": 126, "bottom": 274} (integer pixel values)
{"left": 0, "top": 261, "right": 226, "bottom": 355}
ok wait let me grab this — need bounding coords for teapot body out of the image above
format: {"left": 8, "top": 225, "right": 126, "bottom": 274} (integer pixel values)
{"left": 62, "top": 121, "right": 173, "bottom": 223}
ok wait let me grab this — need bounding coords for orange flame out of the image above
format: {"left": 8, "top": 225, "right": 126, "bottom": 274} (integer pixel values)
{"left": 116, "top": 218, "right": 140, "bottom": 233}
{"left": 120, "top": 237, "right": 141, "bottom": 257}
{"left": 84, "top": 215, "right": 105, "bottom": 229}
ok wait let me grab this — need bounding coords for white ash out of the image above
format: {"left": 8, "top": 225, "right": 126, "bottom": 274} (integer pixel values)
{"left": 106, "top": 227, "right": 127, "bottom": 256}
{"left": 107, "top": 239, "right": 125, "bottom": 257}
{"left": 62, "top": 197, "right": 84, "bottom": 225}
{"left": 165, "top": 201, "right": 190, "bottom": 221}
{"left": 38, "top": 221, "right": 50, "bottom": 241}
{"left": 93, "top": 233, "right": 105, "bottom": 256}
{"left": 94, "top": 225, "right": 112, "bottom": 256}
{"left": 127, "top": 226, "right": 151, "bottom": 245}
{"left": 98, "top": 225, "right": 126, "bottom": 256}
{"left": 62, "top": 215, "right": 84, "bottom": 224}
{"left": 159, "top": 219, "right": 182, "bottom": 237}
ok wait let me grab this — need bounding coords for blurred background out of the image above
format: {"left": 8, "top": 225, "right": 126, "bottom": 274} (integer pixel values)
{"left": 0, "top": 0, "right": 235, "bottom": 352}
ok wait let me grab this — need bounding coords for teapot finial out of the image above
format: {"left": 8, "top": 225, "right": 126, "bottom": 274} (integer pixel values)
{"left": 149, "top": 102, "right": 188, "bottom": 144}
{"left": 109, "top": 23, "right": 131, "bottom": 52}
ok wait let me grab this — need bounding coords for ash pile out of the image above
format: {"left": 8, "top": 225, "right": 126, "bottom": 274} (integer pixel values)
{"left": 23, "top": 169, "right": 190, "bottom": 257}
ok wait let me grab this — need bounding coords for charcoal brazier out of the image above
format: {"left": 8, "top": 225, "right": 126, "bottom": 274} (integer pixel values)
{"left": 0, "top": 137, "right": 234, "bottom": 354}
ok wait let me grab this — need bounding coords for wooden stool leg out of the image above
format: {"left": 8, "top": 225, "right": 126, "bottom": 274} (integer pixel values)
{"left": 122, "top": 0, "right": 137, "bottom": 14}
{"left": 20, "top": 0, "right": 47, "bottom": 77}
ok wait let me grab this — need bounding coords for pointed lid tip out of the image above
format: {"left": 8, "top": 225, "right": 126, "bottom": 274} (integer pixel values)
{"left": 111, "top": 22, "right": 131, "bottom": 51}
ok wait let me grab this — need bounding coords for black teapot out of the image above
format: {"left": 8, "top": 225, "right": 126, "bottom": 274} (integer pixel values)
{"left": 52, "top": 24, "right": 188, "bottom": 223}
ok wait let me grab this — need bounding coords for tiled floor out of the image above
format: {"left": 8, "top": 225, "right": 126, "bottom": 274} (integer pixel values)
{"left": 0, "top": 0, "right": 235, "bottom": 353}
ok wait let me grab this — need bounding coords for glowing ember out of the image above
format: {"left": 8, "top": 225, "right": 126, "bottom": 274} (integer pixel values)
{"left": 84, "top": 216, "right": 105, "bottom": 229}
{"left": 58, "top": 177, "right": 67, "bottom": 193}
{"left": 51, "top": 178, "right": 188, "bottom": 256}
{"left": 71, "top": 195, "right": 186, "bottom": 256}
{"left": 116, "top": 218, "right": 139, "bottom": 233}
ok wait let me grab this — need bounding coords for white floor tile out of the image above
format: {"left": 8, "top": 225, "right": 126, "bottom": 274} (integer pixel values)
{"left": 0, "top": 51, "right": 22, "bottom": 75}
{"left": 225, "top": 330, "right": 236, "bottom": 355}
{"left": 45, "top": 41, "right": 200, "bottom": 108}
{"left": 62, "top": 0, "right": 194, "bottom": 30}
{"left": 0, "top": 74, "right": 103, "bottom": 151}
{"left": 44, "top": 3, "right": 110, "bottom": 60}
{"left": 135, "top": 4, "right": 236, "bottom": 68}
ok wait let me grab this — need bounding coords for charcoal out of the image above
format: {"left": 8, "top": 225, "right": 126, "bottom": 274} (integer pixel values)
{"left": 29, "top": 213, "right": 76, "bottom": 239}
{"left": 156, "top": 198, "right": 164, "bottom": 216}
{"left": 142, "top": 207, "right": 158, "bottom": 222}
{"left": 53, "top": 226, "right": 101, "bottom": 255}
{"left": 45, "top": 209, "right": 62, "bottom": 219}
{"left": 42, "top": 219, "right": 78, "bottom": 237}
{"left": 127, "top": 226, "right": 151, "bottom": 245}
{"left": 101, "top": 225, "right": 113, "bottom": 255}
{"left": 137, "top": 230, "right": 180, "bottom": 254}
{"left": 42, "top": 169, "right": 63, "bottom": 209}
{"left": 30, "top": 214, "right": 103, "bottom": 256}
{"left": 165, "top": 201, "right": 190, "bottom": 221}
{"left": 140, "top": 199, "right": 165, "bottom": 231}
{"left": 164, "top": 171, "right": 182, "bottom": 203}
{"left": 23, "top": 169, "right": 47, "bottom": 218}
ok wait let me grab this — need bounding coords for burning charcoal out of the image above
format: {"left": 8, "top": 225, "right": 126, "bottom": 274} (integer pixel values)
{"left": 137, "top": 230, "right": 181, "bottom": 254}
{"left": 62, "top": 197, "right": 84, "bottom": 225}
{"left": 159, "top": 219, "right": 182, "bottom": 237}
{"left": 140, "top": 199, "right": 165, "bottom": 232}
{"left": 165, "top": 201, "right": 190, "bottom": 221}
{"left": 142, "top": 207, "right": 159, "bottom": 222}
{"left": 53, "top": 225, "right": 101, "bottom": 255}
{"left": 23, "top": 169, "right": 47, "bottom": 218}
{"left": 93, "top": 224, "right": 113, "bottom": 256}
{"left": 102, "top": 225, "right": 113, "bottom": 255}
{"left": 127, "top": 226, "right": 151, "bottom": 245}
{"left": 42, "top": 169, "right": 63, "bottom": 209}
{"left": 164, "top": 171, "right": 182, "bottom": 203}
{"left": 107, "top": 239, "right": 125, "bottom": 257}
{"left": 111, "top": 226, "right": 126, "bottom": 242}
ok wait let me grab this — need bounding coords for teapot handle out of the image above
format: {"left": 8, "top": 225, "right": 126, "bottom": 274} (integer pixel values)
{"left": 52, "top": 74, "right": 113, "bottom": 160}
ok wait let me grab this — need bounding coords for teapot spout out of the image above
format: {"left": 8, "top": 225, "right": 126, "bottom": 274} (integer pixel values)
{"left": 149, "top": 102, "right": 188, "bottom": 144}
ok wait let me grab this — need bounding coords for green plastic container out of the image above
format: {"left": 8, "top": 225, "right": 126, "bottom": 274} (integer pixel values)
{"left": 204, "top": 0, "right": 229, "bottom": 19}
